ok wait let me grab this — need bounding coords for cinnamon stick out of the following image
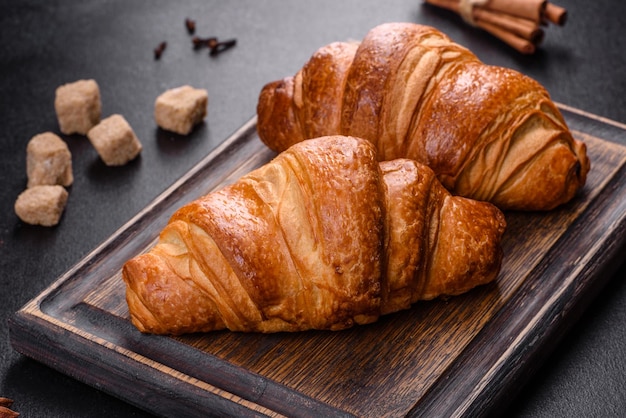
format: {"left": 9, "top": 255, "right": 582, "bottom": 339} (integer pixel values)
{"left": 473, "top": 7, "right": 543, "bottom": 43}
{"left": 0, "top": 405, "right": 18, "bottom": 418}
{"left": 483, "top": 0, "right": 547, "bottom": 23}
{"left": 544, "top": 2, "right": 567, "bottom": 25}
{"left": 423, "top": 0, "right": 565, "bottom": 54}
{"left": 424, "top": 0, "right": 542, "bottom": 39}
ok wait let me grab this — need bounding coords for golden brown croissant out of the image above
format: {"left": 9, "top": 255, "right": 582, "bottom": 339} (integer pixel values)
{"left": 257, "top": 22, "right": 590, "bottom": 211}
{"left": 122, "top": 135, "right": 506, "bottom": 335}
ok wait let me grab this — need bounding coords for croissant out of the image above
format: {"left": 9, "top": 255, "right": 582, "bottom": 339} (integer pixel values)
{"left": 257, "top": 22, "right": 590, "bottom": 211}
{"left": 122, "top": 135, "right": 506, "bottom": 335}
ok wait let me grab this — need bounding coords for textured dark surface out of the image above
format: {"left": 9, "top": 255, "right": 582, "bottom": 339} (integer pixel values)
{"left": 1, "top": 1, "right": 625, "bottom": 417}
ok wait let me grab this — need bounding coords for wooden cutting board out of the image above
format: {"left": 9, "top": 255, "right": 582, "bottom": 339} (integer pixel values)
{"left": 9, "top": 106, "right": 626, "bottom": 418}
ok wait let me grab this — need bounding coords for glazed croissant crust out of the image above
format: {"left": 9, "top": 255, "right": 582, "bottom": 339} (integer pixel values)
{"left": 257, "top": 22, "right": 590, "bottom": 211}
{"left": 122, "top": 136, "right": 506, "bottom": 335}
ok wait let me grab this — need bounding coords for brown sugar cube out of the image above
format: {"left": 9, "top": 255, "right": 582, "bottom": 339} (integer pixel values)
{"left": 55, "top": 79, "right": 102, "bottom": 135}
{"left": 15, "top": 185, "right": 69, "bottom": 226}
{"left": 26, "top": 132, "right": 73, "bottom": 188}
{"left": 87, "top": 114, "right": 142, "bottom": 166}
{"left": 154, "top": 85, "right": 208, "bottom": 135}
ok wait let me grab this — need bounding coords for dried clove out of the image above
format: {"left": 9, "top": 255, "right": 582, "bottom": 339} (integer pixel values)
{"left": 192, "top": 36, "right": 218, "bottom": 50}
{"left": 185, "top": 18, "right": 196, "bottom": 34}
{"left": 154, "top": 41, "right": 167, "bottom": 60}
{"left": 209, "top": 38, "right": 237, "bottom": 56}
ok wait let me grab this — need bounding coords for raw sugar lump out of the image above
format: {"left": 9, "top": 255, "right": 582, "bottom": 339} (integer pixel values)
{"left": 87, "top": 114, "right": 142, "bottom": 166}
{"left": 54, "top": 79, "right": 102, "bottom": 135}
{"left": 154, "top": 85, "right": 208, "bottom": 135}
{"left": 26, "top": 132, "right": 73, "bottom": 188}
{"left": 14, "top": 185, "right": 69, "bottom": 226}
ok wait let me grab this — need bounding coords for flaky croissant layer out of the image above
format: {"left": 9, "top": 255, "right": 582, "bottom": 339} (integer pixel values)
{"left": 122, "top": 136, "right": 506, "bottom": 335}
{"left": 257, "top": 22, "right": 590, "bottom": 211}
